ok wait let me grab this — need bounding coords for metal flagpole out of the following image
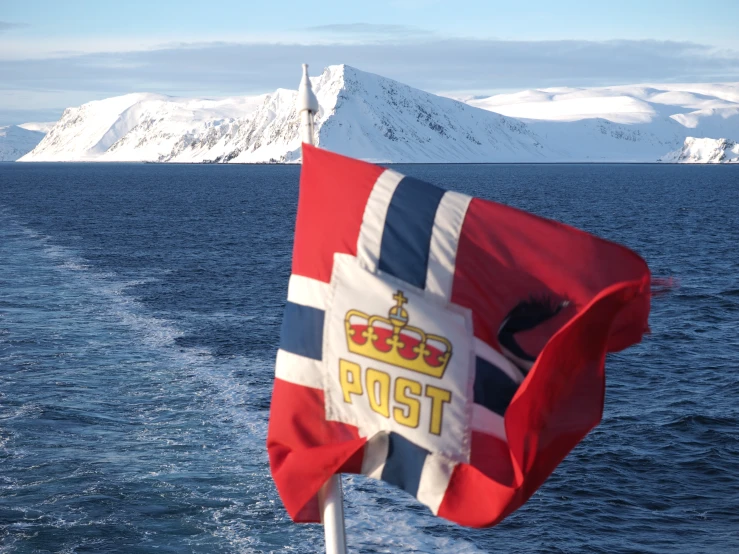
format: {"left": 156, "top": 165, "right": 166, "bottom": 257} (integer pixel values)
{"left": 297, "top": 63, "right": 348, "bottom": 554}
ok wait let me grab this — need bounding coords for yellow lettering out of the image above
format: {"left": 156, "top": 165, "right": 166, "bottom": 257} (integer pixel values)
{"left": 366, "top": 368, "right": 390, "bottom": 418}
{"left": 393, "top": 377, "right": 421, "bottom": 429}
{"left": 425, "top": 385, "right": 452, "bottom": 435}
{"left": 339, "top": 359, "right": 362, "bottom": 404}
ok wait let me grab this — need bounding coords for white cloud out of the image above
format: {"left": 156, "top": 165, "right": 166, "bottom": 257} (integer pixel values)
{"left": 1, "top": 36, "right": 739, "bottom": 125}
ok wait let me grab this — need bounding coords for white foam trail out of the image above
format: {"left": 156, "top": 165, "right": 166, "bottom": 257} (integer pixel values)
{"left": 0, "top": 208, "right": 487, "bottom": 553}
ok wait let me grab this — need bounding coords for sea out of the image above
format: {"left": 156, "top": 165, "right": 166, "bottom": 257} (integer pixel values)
{"left": 0, "top": 162, "right": 737, "bottom": 554}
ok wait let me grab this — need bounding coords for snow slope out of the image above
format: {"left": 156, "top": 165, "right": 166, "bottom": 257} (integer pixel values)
{"left": 18, "top": 122, "right": 57, "bottom": 134}
{"left": 19, "top": 67, "right": 739, "bottom": 163}
{"left": 465, "top": 83, "right": 739, "bottom": 130}
{"left": 464, "top": 83, "right": 739, "bottom": 161}
{"left": 661, "top": 137, "right": 739, "bottom": 163}
{"left": 21, "top": 93, "right": 267, "bottom": 162}
{"left": 21, "top": 66, "right": 548, "bottom": 163}
{"left": 525, "top": 118, "right": 685, "bottom": 162}
{"left": 313, "top": 65, "right": 549, "bottom": 163}
{"left": 0, "top": 125, "right": 46, "bottom": 161}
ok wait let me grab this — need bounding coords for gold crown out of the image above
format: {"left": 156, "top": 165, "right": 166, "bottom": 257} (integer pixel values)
{"left": 344, "top": 290, "right": 452, "bottom": 378}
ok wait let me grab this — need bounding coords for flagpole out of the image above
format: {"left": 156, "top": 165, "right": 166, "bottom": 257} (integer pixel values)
{"left": 298, "top": 63, "right": 348, "bottom": 554}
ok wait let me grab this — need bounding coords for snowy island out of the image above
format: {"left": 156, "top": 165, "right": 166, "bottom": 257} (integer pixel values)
{"left": 3, "top": 65, "right": 739, "bottom": 164}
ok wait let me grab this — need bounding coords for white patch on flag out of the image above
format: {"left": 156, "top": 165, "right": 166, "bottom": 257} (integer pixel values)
{"left": 425, "top": 191, "right": 472, "bottom": 302}
{"left": 417, "top": 454, "right": 457, "bottom": 515}
{"left": 274, "top": 349, "right": 323, "bottom": 390}
{"left": 287, "top": 273, "right": 330, "bottom": 310}
{"left": 361, "top": 431, "right": 390, "bottom": 479}
{"left": 356, "top": 169, "right": 404, "bottom": 273}
{"left": 470, "top": 404, "right": 507, "bottom": 442}
{"left": 474, "top": 338, "right": 525, "bottom": 384}
{"left": 323, "top": 254, "right": 474, "bottom": 464}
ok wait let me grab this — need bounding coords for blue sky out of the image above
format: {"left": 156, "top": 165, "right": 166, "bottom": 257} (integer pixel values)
{"left": 2, "top": 0, "right": 739, "bottom": 124}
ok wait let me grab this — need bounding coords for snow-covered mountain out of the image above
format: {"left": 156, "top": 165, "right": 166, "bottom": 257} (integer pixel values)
{"left": 523, "top": 118, "right": 685, "bottom": 162}
{"left": 19, "top": 93, "right": 267, "bottom": 163}
{"left": 661, "top": 137, "right": 739, "bottom": 163}
{"left": 21, "top": 65, "right": 548, "bottom": 163}
{"left": 0, "top": 125, "right": 46, "bottom": 161}
{"left": 463, "top": 83, "right": 739, "bottom": 162}
{"left": 18, "top": 66, "right": 739, "bottom": 163}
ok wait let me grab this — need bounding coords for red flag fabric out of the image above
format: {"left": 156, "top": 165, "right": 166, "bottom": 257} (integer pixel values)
{"left": 267, "top": 144, "right": 651, "bottom": 527}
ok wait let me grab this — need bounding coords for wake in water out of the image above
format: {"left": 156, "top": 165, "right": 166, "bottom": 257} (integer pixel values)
{"left": 0, "top": 208, "right": 484, "bottom": 553}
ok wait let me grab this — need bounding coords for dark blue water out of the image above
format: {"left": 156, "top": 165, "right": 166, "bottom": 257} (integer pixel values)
{"left": 1, "top": 162, "right": 737, "bottom": 553}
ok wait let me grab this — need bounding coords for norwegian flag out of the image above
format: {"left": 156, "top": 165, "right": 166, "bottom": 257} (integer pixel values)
{"left": 267, "top": 144, "right": 651, "bottom": 527}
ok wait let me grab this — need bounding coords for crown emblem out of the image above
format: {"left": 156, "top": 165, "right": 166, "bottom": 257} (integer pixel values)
{"left": 344, "top": 290, "right": 452, "bottom": 378}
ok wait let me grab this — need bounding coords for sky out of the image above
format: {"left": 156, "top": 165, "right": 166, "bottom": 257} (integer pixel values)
{"left": 2, "top": 0, "right": 739, "bottom": 125}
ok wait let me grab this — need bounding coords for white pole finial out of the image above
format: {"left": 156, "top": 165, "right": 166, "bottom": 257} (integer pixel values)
{"left": 298, "top": 63, "right": 319, "bottom": 147}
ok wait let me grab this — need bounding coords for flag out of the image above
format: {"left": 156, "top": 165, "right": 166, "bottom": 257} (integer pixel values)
{"left": 267, "top": 144, "right": 651, "bottom": 527}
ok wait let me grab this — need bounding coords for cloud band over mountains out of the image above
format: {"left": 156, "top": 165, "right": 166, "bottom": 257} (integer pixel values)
{"left": 1, "top": 35, "right": 739, "bottom": 124}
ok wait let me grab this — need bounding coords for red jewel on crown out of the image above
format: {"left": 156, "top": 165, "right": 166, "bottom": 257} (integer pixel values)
{"left": 344, "top": 290, "right": 452, "bottom": 379}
